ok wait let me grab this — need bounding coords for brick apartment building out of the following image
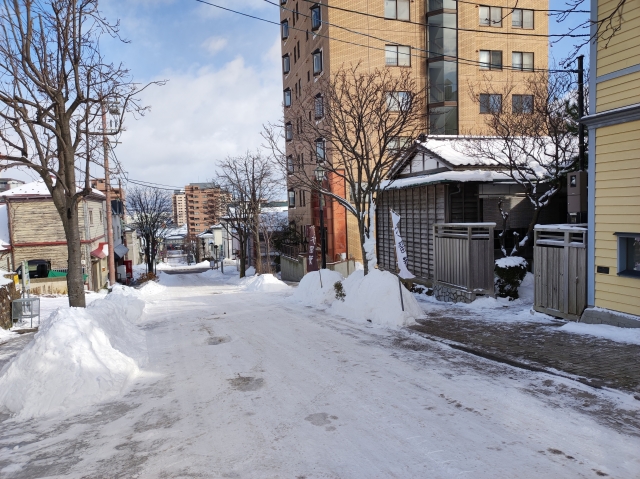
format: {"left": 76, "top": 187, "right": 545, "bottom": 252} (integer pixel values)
{"left": 280, "top": 0, "right": 548, "bottom": 261}
{"left": 184, "top": 183, "right": 228, "bottom": 236}
{"left": 172, "top": 190, "right": 187, "bottom": 226}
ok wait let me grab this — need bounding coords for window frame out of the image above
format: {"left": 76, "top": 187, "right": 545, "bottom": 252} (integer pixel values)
{"left": 312, "top": 49, "right": 323, "bottom": 75}
{"left": 281, "top": 20, "right": 289, "bottom": 40}
{"left": 288, "top": 190, "right": 296, "bottom": 208}
{"left": 512, "top": 94, "right": 534, "bottom": 114}
{"left": 512, "top": 51, "right": 534, "bottom": 72}
{"left": 311, "top": 4, "right": 322, "bottom": 30}
{"left": 315, "top": 138, "right": 325, "bottom": 161}
{"left": 386, "top": 91, "right": 411, "bottom": 111}
{"left": 385, "top": 44, "right": 411, "bottom": 67}
{"left": 478, "top": 5, "right": 502, "bottom": 27}
{"left": 479, "top": 50, "right": 502, "bottom": 70}
{"left": 287, "top": 155, "right": 295, "bottom": 174}
{"left": 314, "top": 94, "right": 324, "bottom": 119}
{"left": 512, "top": 8, "right": 534, "bottom": 29}
{"left": 282, "top": 54, "right": 290, "bottom": 74}
{"left": 616, "top": 233, "right": 640, "bottom": 278}
{"left": 283, "top": 88, "right": 292, "bottom": 107}
{"left": 384, "top": 0, "right": 410, "bottom": 21}
{"left": 285, "top": 122, "right": 293, "bottom": 141}
{"left": 479, "top": 94, "right": 502, "bottom": 114}
{"left": 388, "top": 136, "right": 411, "bottom": 152}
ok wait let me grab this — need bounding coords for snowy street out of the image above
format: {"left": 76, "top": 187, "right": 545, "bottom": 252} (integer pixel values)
{"left": 1, "top": 271, "right": 639, "bottom": 478}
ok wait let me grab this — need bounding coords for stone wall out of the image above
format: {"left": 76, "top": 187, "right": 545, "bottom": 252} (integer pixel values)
{"left": 0, "top": 278, "right": 20, "bottom": 329}
{"left": 433, "top": 282, "right": 476, "bottom": 304}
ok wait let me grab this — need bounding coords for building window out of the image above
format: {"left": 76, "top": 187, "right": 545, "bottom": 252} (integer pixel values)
{"left": 479, "top": 5, "right": 502, "bottom": 27}
{"left": 389, "top": 136, "right": 411, "bottom": 151}
{"left": 617, "top": 234, "right": 640, "bottom": 277}
{"left": 512, "top": 8, "right": 534, "bottom": 29}
{"left": 284, "top": 88, "right": 292, "bottom": 107}
{"left": 311, "top": 4, "right": 322, "bottom": 30}
{"left": 314, "top": 94, "right": 324, "bottom": 119}
{"left": 512, "top": 94, "right": 534, "bottom": 113}
{"left": 287, "top": 155, "right": 295, "bottom": 174}
{"left": 512, "top": 52, "right": 534, "bottom": 71}
{"left": 99, "top": 211, "right": 103, "bottom": 223}
{"left": 282, "top": 54, "right": 290, "bottom": 74}
{"left": 316, "top": 138, "right": 325, "bottom": 161}
{"left": 89, "top": 210, "right": 93, "bottom": 225}
{"left": 281, "top": 0, "right": 287, "bottom": 4}
{"left": 427, "top": 13, "right": 457, "bottom": 58}
{"left": 285, "top": 122, "right": 293, "bottom": 141}
{"left": 386, "top": 91, "right": 411, "bottom": 111}
{"left": 288, "top": 190, "right": 296, "bottom": 208}
{"left": 429, "top": 106, "right": 458, "bottom": 134}
{"left": 385, "top": 45, "right": 411, "bottom": 66}
{"left": 479, "top": 50, "right": 502, "bottom": 70}
{"left": 428, "top": 0, "right": 457, "bottom": 11}
{"left": 312, "top": 49, "right": 323, "bottom": 75}
{"left": 479, "top": 94, "right": 502, "bottom": 113}
{"left": 385, "top": 0, "right": 410, "bottom": 20}
{"left": 428, "top": 61, "right": 457, "bottom": 102}
{"left": 281, "top": 20, "right": 289, "bottom": 40}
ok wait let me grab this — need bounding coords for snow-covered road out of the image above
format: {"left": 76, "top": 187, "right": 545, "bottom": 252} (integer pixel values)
{"left": 1, "top": 272, "right": 639, "bottom": 478}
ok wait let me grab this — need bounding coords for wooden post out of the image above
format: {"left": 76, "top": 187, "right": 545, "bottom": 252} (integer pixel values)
{"left": 101, "top": 102, "right": 115, "bottom": 286}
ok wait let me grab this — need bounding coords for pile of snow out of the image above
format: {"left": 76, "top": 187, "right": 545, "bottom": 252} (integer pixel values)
{"left": 0, "top": 268, "right": 13, "bottom": 286}
{"left": 290, "top": 270, "right": 344, "bottom": 307}
{"left": 0, "top": 328, "right": 17, "bottom": 342}
{"left": 245, "top": 266, "right": 256, "bottom": 277}
{"left": 241, "top": 274, "right": 289, "bottom": 293}
{"left": 495, "top": 256, "right": 527, "bottom": 268}
{"left": 293, "top": 269, "right": 422, "bottom": 327}
{"left": 0, "top": 286, "right": 147, "bottom": 418}
{"left": 137, "top": 280, "right": 166, "bottom": 297}
{"left": 558, "top": 322, "right": 640, "bottom": 345}
{"left": 518, "top": 272, "right": 534, "bottom": 304}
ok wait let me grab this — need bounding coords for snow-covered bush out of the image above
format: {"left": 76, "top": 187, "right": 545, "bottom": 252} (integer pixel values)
{"left": 495, "top": 256, "right": 528, "bottom": 301}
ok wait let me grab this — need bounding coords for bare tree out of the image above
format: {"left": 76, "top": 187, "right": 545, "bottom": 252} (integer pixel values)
{"left": 0, "top": 0, "right": 161, "bottom": 306}
{"left": 259, "top": 208, "right": 288, "bottom": 274}
{"left": 216, "top": 152, "right": 281, "bottom": 278}
{"left": 127, "top": 186, "right": 172, "bottom": 275}
{"left": 462, "top": 71, "right": 579, "bottom": 255}
{"left": 264, "top": 64, "right": 425, "bottom": 275}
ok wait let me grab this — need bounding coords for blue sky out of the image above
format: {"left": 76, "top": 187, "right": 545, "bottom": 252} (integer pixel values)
{"left": 8, "top": 1, "right": 590, "bottom": 190}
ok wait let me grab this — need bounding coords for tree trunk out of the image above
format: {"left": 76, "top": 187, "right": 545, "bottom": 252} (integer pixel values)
{"left": 145, "top": 237, "right": 153, "bottom": 274}
{"left": 359, "top": 220, "right": 369, "bottom": 276}
{"left": 253, "top": 211, "right": 262, "bottom": 275}
{"left": 61, "top": 200, "right": 86, "bottom": 307}
{"left": 239, "top": 236, "right": 246, "bottom": 278}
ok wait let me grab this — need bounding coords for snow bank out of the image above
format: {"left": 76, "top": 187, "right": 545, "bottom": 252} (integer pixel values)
{"left": 241, "top": 274, "right": 289, "bottom": 293}
{"left": 137, "top": 280, "right": 166, "bottom": 297}
{"left": 0, "top": 286, "right": 147, "bottom": 419}
{"left": 290, "top": 270, "right": 344, "bottom": 307}
{"left": 558, "top": 322, "right": 640, "bottom": 345}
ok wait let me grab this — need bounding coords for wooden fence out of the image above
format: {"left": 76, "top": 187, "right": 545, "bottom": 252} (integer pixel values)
{"left": 433, "top": 223, "right": 495, "bottom": 296}
{"left": 533, "top": 225, "right": 587, "bottom": 321}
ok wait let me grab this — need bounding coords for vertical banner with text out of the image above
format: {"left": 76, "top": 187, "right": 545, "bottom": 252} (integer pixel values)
{"left": 390, "top": 209, "right": 415, "bottom": 279}
{"left": 306, "top": 225, "right": 319, "bottom": 272}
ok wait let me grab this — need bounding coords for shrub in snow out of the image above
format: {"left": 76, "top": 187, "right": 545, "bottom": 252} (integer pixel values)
{"left": 495, "top": 256, "right": 528, "bottom": 301}
{"left": 334, "top": 281, "right": 346, "bottom": 301}
{"left": 0, "top": 286, "right": 147, "bottom": 418}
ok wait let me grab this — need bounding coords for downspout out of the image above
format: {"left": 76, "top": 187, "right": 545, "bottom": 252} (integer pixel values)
{"left": 448, "top": 183, "right": 462, "bottom": 222}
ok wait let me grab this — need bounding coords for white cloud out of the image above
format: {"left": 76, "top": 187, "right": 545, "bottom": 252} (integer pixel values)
{"left": 114, "top": 41, "right": 283, "bottom": 189}
{"left": 201, "top": 36, "right": 228, "bottom": 55}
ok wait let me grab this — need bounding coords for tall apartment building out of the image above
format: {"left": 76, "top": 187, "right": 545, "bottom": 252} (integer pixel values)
{"left": 184, "top": 183, "right": 226, "bottom": 236}
{"left": 172, "top": 190, "right": 187, "bottom": 226}
{"left": 280, "top": 0, "right": 547, "bottom": 261}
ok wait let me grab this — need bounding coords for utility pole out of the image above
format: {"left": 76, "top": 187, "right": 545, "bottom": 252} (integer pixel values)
{"left": 577, "top": 55, "right": 586, "bottom": 171}
{"left": 102, "top": 101, "right": 116, "bottom": 286}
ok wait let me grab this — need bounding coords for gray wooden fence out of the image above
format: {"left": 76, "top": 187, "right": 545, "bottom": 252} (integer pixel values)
{"left": 533, "top": 225, "right": 587, "bottom": 321}
{"left": 433, "top": 223, "right": 496, "bottom": 297}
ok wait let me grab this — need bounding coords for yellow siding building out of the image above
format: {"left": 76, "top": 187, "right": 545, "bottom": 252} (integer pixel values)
{"left": 583, "top": 0, "right": 640, "bottom": 326}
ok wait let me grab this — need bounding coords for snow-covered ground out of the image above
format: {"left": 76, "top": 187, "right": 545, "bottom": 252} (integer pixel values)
{"left": 0, "top": 269, "right": 638, "bottom": 478}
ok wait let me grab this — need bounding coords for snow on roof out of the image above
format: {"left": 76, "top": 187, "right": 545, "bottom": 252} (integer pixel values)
{"left": 0, "top": 180, "right": 105, "bottom": 198}
{"left": 416, "top": 136, "right": 498, "bottom": 167}
{"left": 381, "top": 170, "right": 510, "bottom": 190}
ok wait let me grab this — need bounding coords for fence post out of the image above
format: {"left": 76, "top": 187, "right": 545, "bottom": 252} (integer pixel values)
{"left": 466, "top": 225, "right": 472, "bottom": 293}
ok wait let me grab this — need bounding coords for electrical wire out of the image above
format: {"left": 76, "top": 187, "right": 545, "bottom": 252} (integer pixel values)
{"left": 196, "top": 0, "right": 579, "bottom": 73}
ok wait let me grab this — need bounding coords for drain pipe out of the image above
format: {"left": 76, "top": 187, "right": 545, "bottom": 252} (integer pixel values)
{"left": 448, "top": 184, "right": 462, "bottom": 222}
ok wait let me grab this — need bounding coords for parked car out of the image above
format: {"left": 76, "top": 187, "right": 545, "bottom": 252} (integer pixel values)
{"left": 15, "top": 259, "right": 51, "bottom": 279}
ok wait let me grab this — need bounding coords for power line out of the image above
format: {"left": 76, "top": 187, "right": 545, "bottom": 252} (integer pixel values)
{"left": 295, "top": 0, "right": 589, "bottom": 38}
{"left": 196, "top": 0, "right": 576, "bottom": 73}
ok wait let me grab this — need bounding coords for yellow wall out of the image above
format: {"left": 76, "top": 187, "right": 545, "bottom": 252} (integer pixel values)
{"left": 596, "top": 0, "right": 640, "bottom": 77}
{"left": 596, "top": 70, "right": 640, "bottom": 112}
{"left": 594, "top": 119, "right": 640, "bottom": 315}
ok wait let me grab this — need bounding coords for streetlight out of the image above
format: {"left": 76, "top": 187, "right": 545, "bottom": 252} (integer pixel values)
{"left": 314, "top": 163, "right": 327, "bottom": 269}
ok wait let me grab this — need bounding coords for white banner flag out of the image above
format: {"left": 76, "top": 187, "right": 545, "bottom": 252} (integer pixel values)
{"left": 390, "top": 209, "right": 415, "bottom": 279}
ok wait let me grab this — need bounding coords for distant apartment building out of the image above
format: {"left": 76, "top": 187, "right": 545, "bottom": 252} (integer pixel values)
{"left": 0, "top": 178, "right": 25, "bottom": 192}
{"left": 280, "top": 0, "right": 548, "bottom": 261}
{"left": 172, "top": 190, "right": 187, "bottom": 226}
{"left": 90, "top": 178, "right": 125, "bottom": 203}
{"left": 184, "top": 183, "right": 227, "bottom": 236}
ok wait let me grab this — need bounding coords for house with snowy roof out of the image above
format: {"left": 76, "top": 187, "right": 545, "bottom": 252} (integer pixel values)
{"left": 376, "top": 136, "right": 567, "bottom": 284}
{"left": 0, "top": 180, "right": 109, "bottom": 292}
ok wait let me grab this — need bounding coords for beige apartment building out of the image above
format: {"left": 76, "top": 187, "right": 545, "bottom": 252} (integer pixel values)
{"left": 280, "top": 0, "right": 547, "bottom": 261}
{"left": 184, "top": 183, "right": 227, "bottom": 236}
{"left": 172, "top": 190, "right": 187, "bottom": 226}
